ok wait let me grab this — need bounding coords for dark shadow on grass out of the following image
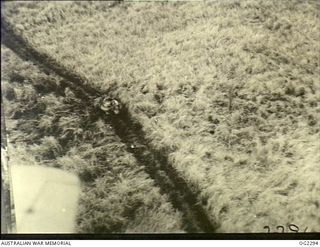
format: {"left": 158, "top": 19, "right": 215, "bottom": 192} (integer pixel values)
{"left": 1, "top": 17, "right": 217, "bottom": 233}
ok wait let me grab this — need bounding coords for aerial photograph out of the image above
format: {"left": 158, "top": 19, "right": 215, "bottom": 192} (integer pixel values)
{"left": 1, "top": 0, "right": 319, "bottom": 237}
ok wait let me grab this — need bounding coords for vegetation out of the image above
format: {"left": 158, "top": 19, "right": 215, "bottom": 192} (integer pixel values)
{"left": 2, "top": 0, "right": 320, "bottom": 232}
{"left": 1, "top": 45, "right": 184, "bottom": 233}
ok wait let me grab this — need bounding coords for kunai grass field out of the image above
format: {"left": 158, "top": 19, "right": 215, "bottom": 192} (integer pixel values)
{"left": 1, "top": 44, "right": 185, "bottom": 233}
{"left": 1, "top": 0, "right": 320, "bottom": 233}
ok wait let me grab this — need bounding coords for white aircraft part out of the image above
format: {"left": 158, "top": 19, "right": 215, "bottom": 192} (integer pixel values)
{"left": 10, "top": 165, "right": 80, "bottom": 233}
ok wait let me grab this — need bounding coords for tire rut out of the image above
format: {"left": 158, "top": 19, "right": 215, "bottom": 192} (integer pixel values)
{"left": 1, "top": 18, "right": 217, "bottom": 233}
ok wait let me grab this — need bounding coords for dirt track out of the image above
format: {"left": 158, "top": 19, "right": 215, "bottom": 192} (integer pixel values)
{"left": 1, "top": 17, "right": 216, "bottom": 233}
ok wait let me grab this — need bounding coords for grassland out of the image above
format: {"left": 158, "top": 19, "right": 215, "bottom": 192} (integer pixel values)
{"left": 2, "top": 0, "right": 320, "bottom": 232}
{"left": 1, "top": 45, "right": 185, "bottom": 233}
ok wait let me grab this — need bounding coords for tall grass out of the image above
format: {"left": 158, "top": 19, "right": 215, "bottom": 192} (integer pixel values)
{"left": 1, "top": 45, "right": 184, "bottom": 233}
{"left": 2, "top": 0, "right": 320, "bottom": 232}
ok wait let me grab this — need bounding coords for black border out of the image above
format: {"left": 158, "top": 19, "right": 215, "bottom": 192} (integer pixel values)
{"left": 1, "top": 0, "right": 320, "bottom": 242}
{"left": 1, "top": 233, "right": 319, "bottom": 240}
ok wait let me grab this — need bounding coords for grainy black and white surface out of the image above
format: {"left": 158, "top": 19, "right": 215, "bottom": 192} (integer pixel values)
{"left": 1, "top": 0, "right": 319, "bottom": 234}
